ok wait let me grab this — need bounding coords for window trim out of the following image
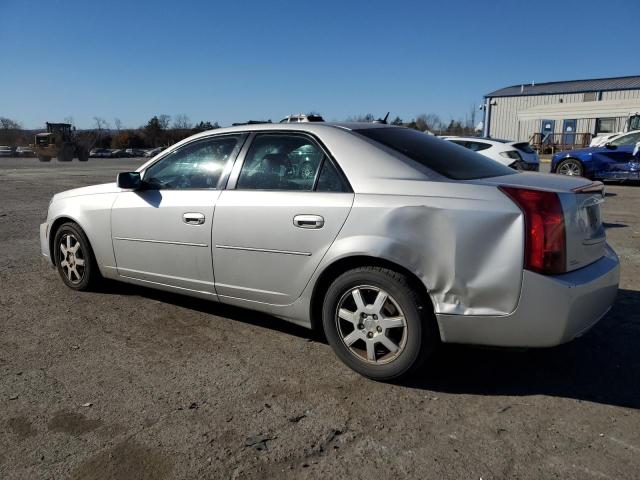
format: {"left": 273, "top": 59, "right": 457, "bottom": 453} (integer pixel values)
{"left": 225, "top": 130, "right": 353, "bottom": 193}
{"left": 139, "top": 133, "right": 248, "bottom": 190}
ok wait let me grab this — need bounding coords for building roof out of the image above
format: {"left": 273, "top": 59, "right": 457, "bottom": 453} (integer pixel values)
{"left": 486, "top": 75, "right": 640, "bottom": 98}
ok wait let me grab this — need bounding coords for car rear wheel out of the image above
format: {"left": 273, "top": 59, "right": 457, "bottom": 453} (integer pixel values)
{"left": 556, "top": 158, "right": 584, "bottom": 177}
{"left": 53, "top": 222, "right": 99, "bottom": 291}
{"left": 322, "top": 266, "right": 436, "bottom": 381}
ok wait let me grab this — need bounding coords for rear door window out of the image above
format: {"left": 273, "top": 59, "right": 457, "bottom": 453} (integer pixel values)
{"left": 356, "top": 128, "right": 514, "bottom": 180}
{"left": 237, "top": 133, "right": 324, "bottom": 191}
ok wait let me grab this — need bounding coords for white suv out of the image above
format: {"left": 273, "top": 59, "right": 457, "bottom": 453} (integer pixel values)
{"left": 442, "top": 136, "right": 539, "bottom": 171}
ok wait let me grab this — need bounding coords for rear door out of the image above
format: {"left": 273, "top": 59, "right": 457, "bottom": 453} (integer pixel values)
{"left": 212, "top": 132, "right": 354, "bottom": 305}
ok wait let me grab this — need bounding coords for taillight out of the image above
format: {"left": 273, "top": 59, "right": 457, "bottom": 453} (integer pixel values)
{"left": 499, "top": 186, "right": 566, "bottom": 275}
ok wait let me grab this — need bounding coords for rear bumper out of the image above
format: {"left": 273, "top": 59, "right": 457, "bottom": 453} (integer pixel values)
{"left": 436, "top": 244, "right": 619, "bottom": 347}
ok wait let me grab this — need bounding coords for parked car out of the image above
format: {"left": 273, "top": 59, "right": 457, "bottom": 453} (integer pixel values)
{"left": 590, "top": 112, "right": 640, "bottom": 147}
{"left": 144, "top": 146, "right": 165, "bottom": 157}
{"left": 125, "top": 148, "right": 146, "bottom": 157}
{"left": 40, "top": 123, "right": 619, "bottom": 380}
{"left": 16, "top": 146, "right": 35, "bottom": 157}
{"left": 552, "top": 130, "right": 640, "bottom": 180}
{"left": 280, "top": 113, "right": 325, "bottom": 123}
{"left": 442, "top": 136, "right": 539, "bottom": 171}
{"left": 110, "top": 149, "right": 129, "bottom": 158}
{"left": 0, "top": 146, "right": 13, "bottom": 157}
{"left": 89, "top": 148, "right": 114, "bottom": 158}
{"left": 589, "top": 132, "right": 622, "bottom": 148}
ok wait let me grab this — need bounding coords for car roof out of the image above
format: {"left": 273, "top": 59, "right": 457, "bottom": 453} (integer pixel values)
{"left": 195, "top": 121, "right": 388, "bottom": 135}
{"left": 442, "top": 136, "right": 501, "bottom": 143}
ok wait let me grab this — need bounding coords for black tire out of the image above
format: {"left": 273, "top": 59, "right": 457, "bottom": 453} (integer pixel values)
{"left": 77, "top": 146, "right": 89, "bottom": 162}
{"left": 556, "top": 158, "right": 584, "bottom": 177}
{"left": 57, "top": 145, "right": 73, "bottom": 162}
{"left": 53, "top": 222, "right": 99, "bottom": 291}
{"left": 38, "top": 155, "right": 51, "bottom": 162}
{"left": 322, "top": 266, "right": 436, "bottom": 381}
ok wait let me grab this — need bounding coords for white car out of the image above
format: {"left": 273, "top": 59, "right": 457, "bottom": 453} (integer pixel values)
{"left": 442, "top": 136, "right": 539, "bottom": 171}
{"left": 280, "top": 113, "right": 325, "bottom": 123}
{"left": 0, "top": 146, "right": 13, "bottom": 157}
{"left": 590, "top": 133, "right": 622, "bottom": 147}
{"left": 590, "top": 112, "right": 640, "bottom": 147}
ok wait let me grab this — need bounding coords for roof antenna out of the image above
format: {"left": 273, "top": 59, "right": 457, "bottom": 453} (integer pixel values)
{"left": 374, "top": 112, "right": 390, "bottom": 124}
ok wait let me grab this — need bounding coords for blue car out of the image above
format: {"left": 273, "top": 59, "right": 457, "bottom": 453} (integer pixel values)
{"left": 551, "top": 130, "right": 640, "bottom": 180}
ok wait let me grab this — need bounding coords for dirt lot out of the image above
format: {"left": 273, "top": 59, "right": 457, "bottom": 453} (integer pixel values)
{"left": 1, "top": 157, "right": 639, "bottom": 479}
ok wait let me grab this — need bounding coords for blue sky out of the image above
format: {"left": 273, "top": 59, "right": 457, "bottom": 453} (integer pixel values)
{"left": 1, "top": 0, "right": 639, "bottom": 129}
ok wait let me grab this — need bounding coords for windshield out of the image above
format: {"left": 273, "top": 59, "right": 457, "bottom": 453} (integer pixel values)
{"left": 355, "top": 127, "right": 515, "bottom": 180}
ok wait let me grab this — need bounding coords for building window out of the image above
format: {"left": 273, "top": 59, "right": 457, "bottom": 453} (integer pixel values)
{"left": 595, "top": 118, "right": 616, "bottom": 134}
{"left": 583, "top": 92, "right": 597, "bottom": 102}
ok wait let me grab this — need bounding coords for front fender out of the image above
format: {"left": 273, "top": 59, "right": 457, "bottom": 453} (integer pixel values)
{"left": 46, "top": 193, "right": 119, "bottom": 273}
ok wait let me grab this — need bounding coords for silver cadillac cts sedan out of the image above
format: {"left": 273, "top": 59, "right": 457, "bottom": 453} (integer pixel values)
{"left": 40, "top": 123, "right": 620, "bottom": 380}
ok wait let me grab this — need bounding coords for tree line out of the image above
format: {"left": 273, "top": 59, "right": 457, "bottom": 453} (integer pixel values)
{"left": 0, "top": 109, "right": 481, "bottom": 148}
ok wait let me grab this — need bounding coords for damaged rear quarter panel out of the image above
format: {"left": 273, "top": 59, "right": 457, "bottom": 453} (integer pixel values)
{"left": 325, "top": 181, "right": 524, "bottom": 316}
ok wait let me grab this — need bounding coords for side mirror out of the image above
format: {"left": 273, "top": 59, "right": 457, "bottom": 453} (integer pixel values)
{"left": 117, "top": 171, "right": 141, "bottom": 189}
{"left": 604, "top": 143, "right": 617, "bottom": 150}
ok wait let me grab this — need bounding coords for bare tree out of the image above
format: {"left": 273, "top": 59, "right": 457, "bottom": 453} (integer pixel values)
{"left": 0, "top": 117, "right": 22, "bottom": 130}
{"left": 414, "top": 113, "right": 442, "bottom": 133}
{"left": 63, "top": 116, "right": 74, "bottom": 126}
{"left": 93, "top": 117, "right": 109, "bottom": 132}
{"left": 346, "top": 113, "right": 375, "bottom": 122}
{"left": 172, "top": 114, "right": 192, "bottom": 130}
{"left": 114, "top": 118, "right": 123, "bottom": 132}
{"left": 158, "top": 114, "right": 171, "bottom": 130}
{"left": 467, "top": 104, "right": 477, "bottom": 130}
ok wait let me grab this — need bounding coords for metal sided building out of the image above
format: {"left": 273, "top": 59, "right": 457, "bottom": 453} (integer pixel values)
{"left": 483, "top": 75, "right": 640, "bottom": 148}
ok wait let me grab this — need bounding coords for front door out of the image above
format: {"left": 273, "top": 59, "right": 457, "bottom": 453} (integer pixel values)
{"left": 212, "top": 132, "right": 354, "bottom": 305}
{"left": 562, "top": 119, "right": 577, "bottom": 147}
{"left": 111, "top": 134, "right": 246, "bottom": 294}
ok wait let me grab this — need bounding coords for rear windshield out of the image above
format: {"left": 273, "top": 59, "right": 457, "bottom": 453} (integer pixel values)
{"left": 355, "top": 127, "right": 515, "bottom": 180}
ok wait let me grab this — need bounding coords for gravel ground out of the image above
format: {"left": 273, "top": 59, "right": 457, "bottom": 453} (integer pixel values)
{"left": 1, "top": 157, "right": 639, "bottom": 480}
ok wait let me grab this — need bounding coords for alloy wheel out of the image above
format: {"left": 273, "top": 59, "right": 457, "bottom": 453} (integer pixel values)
{"left": 300, "top": 163, "right": 315, "bottom": 179}
{"left": 58, "top": 233, "right": 86, "bottom": 284}
{"left": 558, "top": 161, "right": 581, "bottom": 176}
{"left": 335, "top": 285, "right": 408, "bottom": 364}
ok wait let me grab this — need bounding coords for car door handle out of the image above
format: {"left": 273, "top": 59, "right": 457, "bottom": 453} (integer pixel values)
{"left": 293, "top": 214, "right": 324, "bottom": 229}
{"left": 183, "top": 212, "right": 205, "bottom": 225}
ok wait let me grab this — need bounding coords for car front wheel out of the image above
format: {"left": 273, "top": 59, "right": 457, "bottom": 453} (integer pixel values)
{"left": 53, "top": 222, "right": 99, "bottom": 290}
{"left": 556, "top": 158, "right": 584, "bottom": 177}
{"left": 322, "top": 266, "right": 436, "bottom": 381}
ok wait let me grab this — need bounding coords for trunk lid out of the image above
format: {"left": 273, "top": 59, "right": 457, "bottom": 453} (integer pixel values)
{"left": 474, "top": 172, "right": 606, "bottom": 272}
